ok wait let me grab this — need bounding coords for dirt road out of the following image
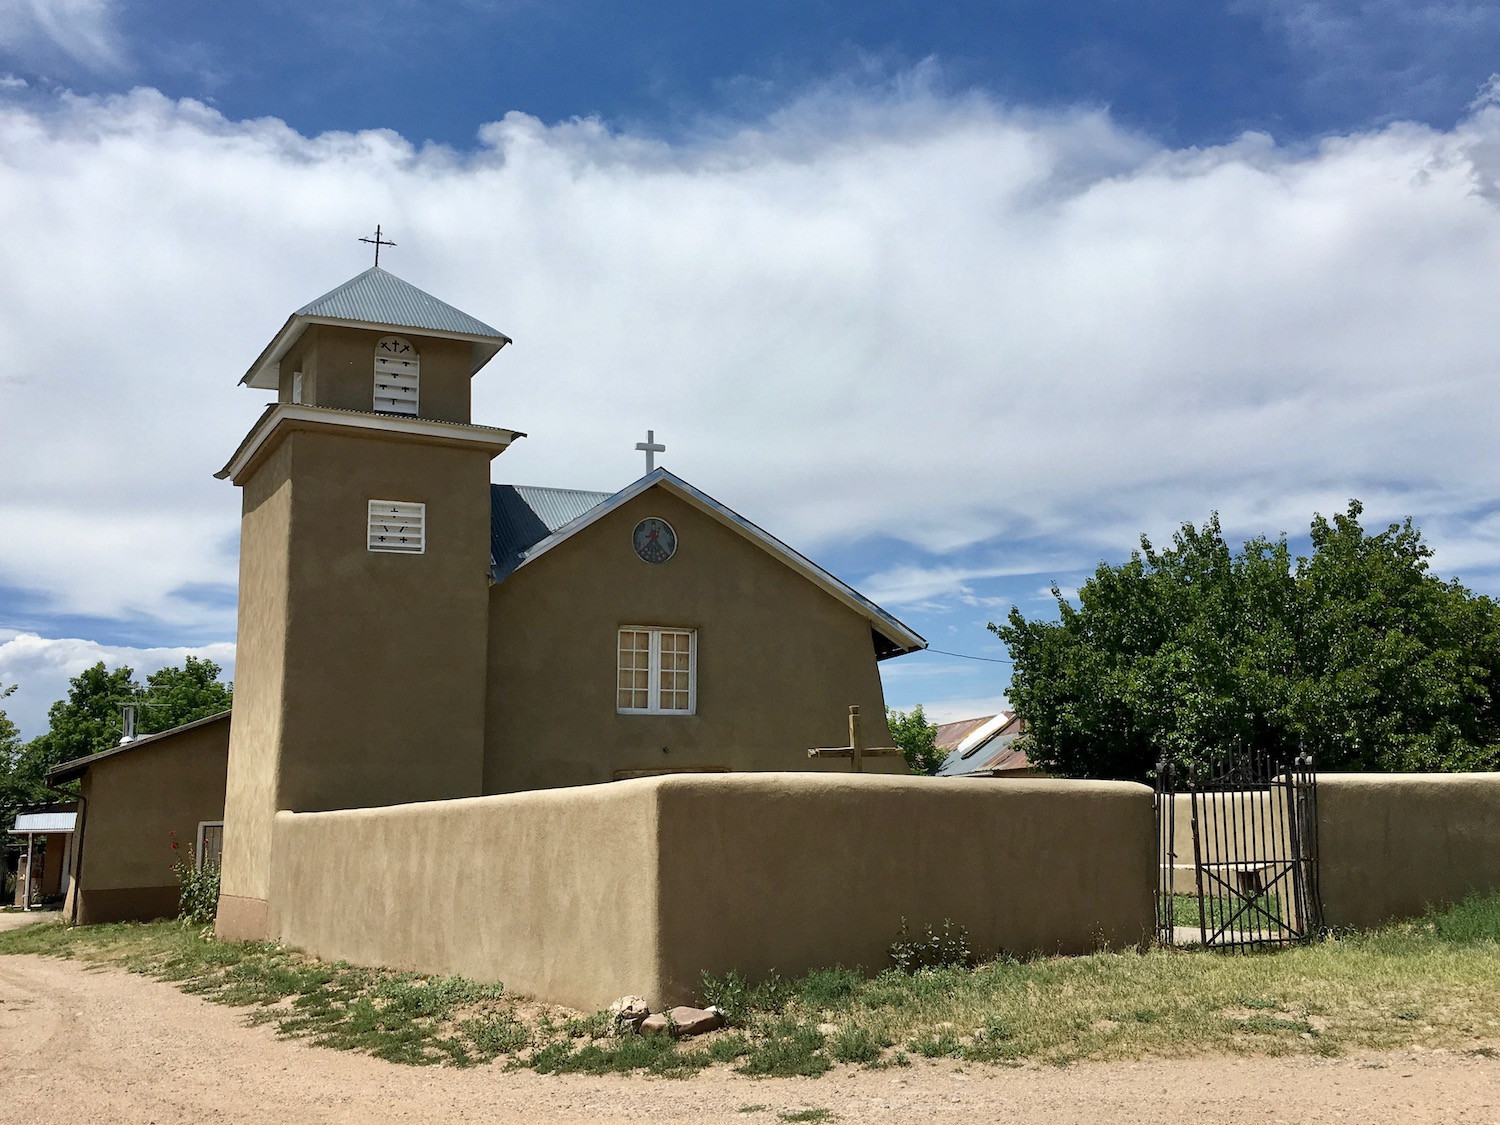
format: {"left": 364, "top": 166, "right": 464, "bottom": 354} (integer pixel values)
{"left": 0, "top": 950, "right": 1496, "bottom": 1124}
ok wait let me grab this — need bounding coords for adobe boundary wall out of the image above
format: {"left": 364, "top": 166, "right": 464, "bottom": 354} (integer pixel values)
{"left": 1317, "top": 773, "right": 1500, "bottom": 930}
{"left": 268, "top": 773, "right": 1155, "bottom": 1011}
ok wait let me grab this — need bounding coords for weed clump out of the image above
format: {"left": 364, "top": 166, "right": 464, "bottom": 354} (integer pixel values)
{"left": 888, "top": 919, "right": 973, "bottom": 973}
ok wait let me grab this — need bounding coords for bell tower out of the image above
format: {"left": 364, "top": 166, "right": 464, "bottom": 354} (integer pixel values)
{"left": 214, "top": 265, "right": 522, "bottom": 940}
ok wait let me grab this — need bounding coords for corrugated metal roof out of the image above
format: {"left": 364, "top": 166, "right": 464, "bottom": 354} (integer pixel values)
{"left": 490, "top": 484, "right": 612, "bottom": 581}
{"left": 12, "top": 811, "right": 77, "bottom": 834}
{"left": 296, "top": 267, "right": 510, "bottom": 341}
{"left": 934, "top": 715, "right": 993, "bottom": 752}
{"left": 936, "top": 713, "right": 1032, "bottom": 776}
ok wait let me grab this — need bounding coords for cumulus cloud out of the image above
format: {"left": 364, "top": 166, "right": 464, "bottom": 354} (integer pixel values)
{"left": 0, "top": 0, "right": 126, "bottom": 72}
{"left": 2, "top": 79, "right": 1500, "bottom": 682}
{"left": 0, "top": 629, "right": 235, "bottom": 739}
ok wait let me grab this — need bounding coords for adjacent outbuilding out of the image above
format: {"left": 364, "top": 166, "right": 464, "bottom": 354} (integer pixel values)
{"left": 46, "top": 711, "right": 229, "bottom": 924}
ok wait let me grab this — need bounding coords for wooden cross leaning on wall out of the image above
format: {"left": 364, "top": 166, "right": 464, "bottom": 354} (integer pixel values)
{"left": 807, "top": 705, "right": 904, "bottom": 773}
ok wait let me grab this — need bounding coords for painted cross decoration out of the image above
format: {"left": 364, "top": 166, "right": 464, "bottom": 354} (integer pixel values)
{"left": 807, "top": 705, "right": 904, "bottom": 773}
{"left": 635, "top": 429, "right": 666, "bottom": 473}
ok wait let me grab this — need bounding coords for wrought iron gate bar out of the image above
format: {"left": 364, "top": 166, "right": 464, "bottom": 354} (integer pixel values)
{"left": 1155, "top": 743, "right": 1323, "bottom": 950}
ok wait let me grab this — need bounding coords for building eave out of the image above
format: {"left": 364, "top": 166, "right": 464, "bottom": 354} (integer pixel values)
{"left": 240, "top": 314, "right": 512, "bottom": 390}
{"left": 215, "top": 403, "right": 525, "bottom": 484}
{"left": 515, "top": 468, "right": 927, "bottom": 658}
{"left": 44, "top": 711, "right": 232, "bottom": 787}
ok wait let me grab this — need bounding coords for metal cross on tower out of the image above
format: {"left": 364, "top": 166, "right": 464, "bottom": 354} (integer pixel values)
{"left": 635, "top": 429, "right": 666, "bottom": 473}
{"left": 359, "top": 224, "right": 397, "bottom": 267}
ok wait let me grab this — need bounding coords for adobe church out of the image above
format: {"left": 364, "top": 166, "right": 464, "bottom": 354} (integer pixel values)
{"left": 206, "top": 263, "right": 926, "bottom": 940}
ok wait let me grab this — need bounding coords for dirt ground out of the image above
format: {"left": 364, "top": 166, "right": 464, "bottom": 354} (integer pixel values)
{"left": 0, "top": 950, "right": 1496, "bottom": 1124}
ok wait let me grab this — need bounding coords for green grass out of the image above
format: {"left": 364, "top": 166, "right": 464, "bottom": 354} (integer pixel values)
{"left": 4, "top": 895, "right": 1500, "bottom": 1074}
{"left": 1169, "top": 893, "right": 1288, "bottom": 932}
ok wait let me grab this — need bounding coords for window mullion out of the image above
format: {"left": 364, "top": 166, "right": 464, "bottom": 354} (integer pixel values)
{"left": 648, "top": 629, "right": 661, "bottom": 713}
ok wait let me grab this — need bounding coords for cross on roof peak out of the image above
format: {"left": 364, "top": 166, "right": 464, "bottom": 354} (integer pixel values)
{"left": 635, "top": 429, "right": 665, "bottom": 473}
{"left": 359, "top": 224, "right": 397, "bottom": 268}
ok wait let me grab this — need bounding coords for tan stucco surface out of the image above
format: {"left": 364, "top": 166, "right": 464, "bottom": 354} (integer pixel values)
{"left": 218, "top": 437, "right": 292, "bottom": 917}
{"left": 220, "top": 416, "right": 497, "bottom": 938}
{"left": 268, "top": 773, "right": 1153, "bottom": 1011}
{"left": 1317, "top": 772, "right": 1500, "bottom": 929}
{"left": 269, "top": 784, "right": 662, "bottom": 1010}
{"left": 277, "top": 427, "right": 492, "bottom": 812}
{"left": 278, "top": 326, "right": 474, "bottom": 423}
{"left": 485, "top": 486, "right": 902, "bottom": 793}
{"left": 71, "top": 715, "right": 229, "bottom": 924}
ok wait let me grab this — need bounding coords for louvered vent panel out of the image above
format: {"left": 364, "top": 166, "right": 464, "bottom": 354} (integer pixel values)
{"left": 374, "top": 354, "right": 419, "bottom": 415}
{"left": 368, "top": 500, "right": 426, "bottom": 553}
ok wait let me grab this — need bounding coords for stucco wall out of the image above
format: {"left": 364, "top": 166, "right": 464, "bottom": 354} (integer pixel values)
{"left": 1317, "top": 773, "right": 1500, "bottom": 929}
{"left": 278, "top": 325, "right": 475, "bottom": 423}
{"left": 219, "top": 437, "right": 293, "bottom": 932}
{"left": 219, "top": 417, "right": 498, "bottom": 941}
{"left": 484, "top": 486, "right": 902, "bottom": 793}
{"left": 269, "top": 784, "right": 662, "bottom": 1010}
{"left": 279, "top": 427, "right": 492, "bottom": 813}
{"left": 73, "top": 715, "right": 229, "bottom": 924}
{"left": 268, "top": 773, "right": 1154, "bottom": 1011}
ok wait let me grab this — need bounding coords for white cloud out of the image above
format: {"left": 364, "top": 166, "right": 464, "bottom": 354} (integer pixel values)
{"left": 2, "top": 81, "right": 1500, "bottom": 647}
{"left": 0, "top": 630, "right": 235, "bottom": 739}
{"left": 0, "top": 0, "right": 126, "bottom": 72}
{"left": 915, "top": 695, "right": 1012, "bottom": 726}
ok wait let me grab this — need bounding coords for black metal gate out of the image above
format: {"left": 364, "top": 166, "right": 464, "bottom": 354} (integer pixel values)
{"left": 1155, "top": 746, "right": 1323, "bottom": 949}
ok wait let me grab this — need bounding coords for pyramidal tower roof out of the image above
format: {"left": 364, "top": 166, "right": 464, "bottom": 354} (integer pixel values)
{"left": 295, "top": 267, "right": 508, "bottom": 339}
{"left": 242, "top": 267, "right": 512, "bottom": 389}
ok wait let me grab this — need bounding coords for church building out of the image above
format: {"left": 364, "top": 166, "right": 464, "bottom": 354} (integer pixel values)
{"left": 211, "top": 264, "right": 926, "bottom": 940}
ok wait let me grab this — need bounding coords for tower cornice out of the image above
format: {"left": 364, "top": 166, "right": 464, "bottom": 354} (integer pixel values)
{"left": 216, "top": 403, "right": 525, "bottom": 485}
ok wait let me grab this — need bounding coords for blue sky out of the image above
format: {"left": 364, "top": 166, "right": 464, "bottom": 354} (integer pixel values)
{"left": 3, "top": 2, "right": 1500, "bottom": 737}
{"left": 12, "top": 1, "right": 1500, "bottom": 149}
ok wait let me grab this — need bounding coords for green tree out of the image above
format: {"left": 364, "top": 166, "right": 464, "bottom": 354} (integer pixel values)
{"left": 12, "top": 662, "right": 143, "bottom": 801}
{"left": 888, "top": 705, "right": 944, "bottom": 775}
{"left": 993, "top": 501, "right": 1500, "bottom": 781}
{"left": 0, "top": 682, "right": 27, "bottom": 814}
{"left": 138, "top": 656, "right": 232, "bottom": 734}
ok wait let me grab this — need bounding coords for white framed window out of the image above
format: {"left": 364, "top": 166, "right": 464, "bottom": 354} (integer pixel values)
{"left": 374, "top": 335, "right": 419, "bottom": 415}
{"left": 617, "top": 627, "right": 696, "bottom": 715}
{"left": 369, "top": 500, "right": 426, "bottom": 553}
{"left": 196, "top": 821, "right": 224, "bottom": 871}
{"left": 291, "top": 372, "right": 304, "bottom": 404}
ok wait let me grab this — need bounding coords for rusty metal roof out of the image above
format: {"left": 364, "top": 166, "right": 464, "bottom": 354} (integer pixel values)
{"left": 934, "top": 715, "right": 994, "bottom": 752}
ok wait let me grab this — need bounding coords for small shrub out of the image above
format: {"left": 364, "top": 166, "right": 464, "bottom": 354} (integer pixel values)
{"left": 563, "top": 1011, "right": 612, "bottom": 1039}
{"left": 908, "top": 1029, "right": 962, "bottom": 1058}
{"left": 708, "top": 1032, "right": 753, "bottom": 1062}
{"left": 702, "top": 969, "right": 795, "bottom": 1024}
{"left": 170, "top": 835, "right": 220, "bottom": 925}
{"left": 795, "top": 966, "right": 862, "bottom": 1008}
{"left": 462, "top": 1014, "right": 528, "bottom": 1057}
{"left": 888, "top": 919, "right": 973, "bottom": 974}
{"left": 829, "top": 1023, "right": 885, "bottom": 1064}
{"left": 737, "top": 1020, "right": 830, "bottom": 1078}
{"left": 702, "top": 969, "right": 752, "bottom": 1025}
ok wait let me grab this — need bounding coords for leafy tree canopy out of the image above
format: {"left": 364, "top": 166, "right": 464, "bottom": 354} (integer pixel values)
{"left": 888, "top": 704, "right": 944, "bottom": 776}
{"left": 991, "top": 501, "right": 1500, "bottom": 782}
{"left": 139, "top": 656, "right": 233, "bottom": 735}
{"left": 0, "top": 682, "right": 24, "bottom": 811}
{"left": 4, "top": 658, "right": 233, "bottom": 807}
